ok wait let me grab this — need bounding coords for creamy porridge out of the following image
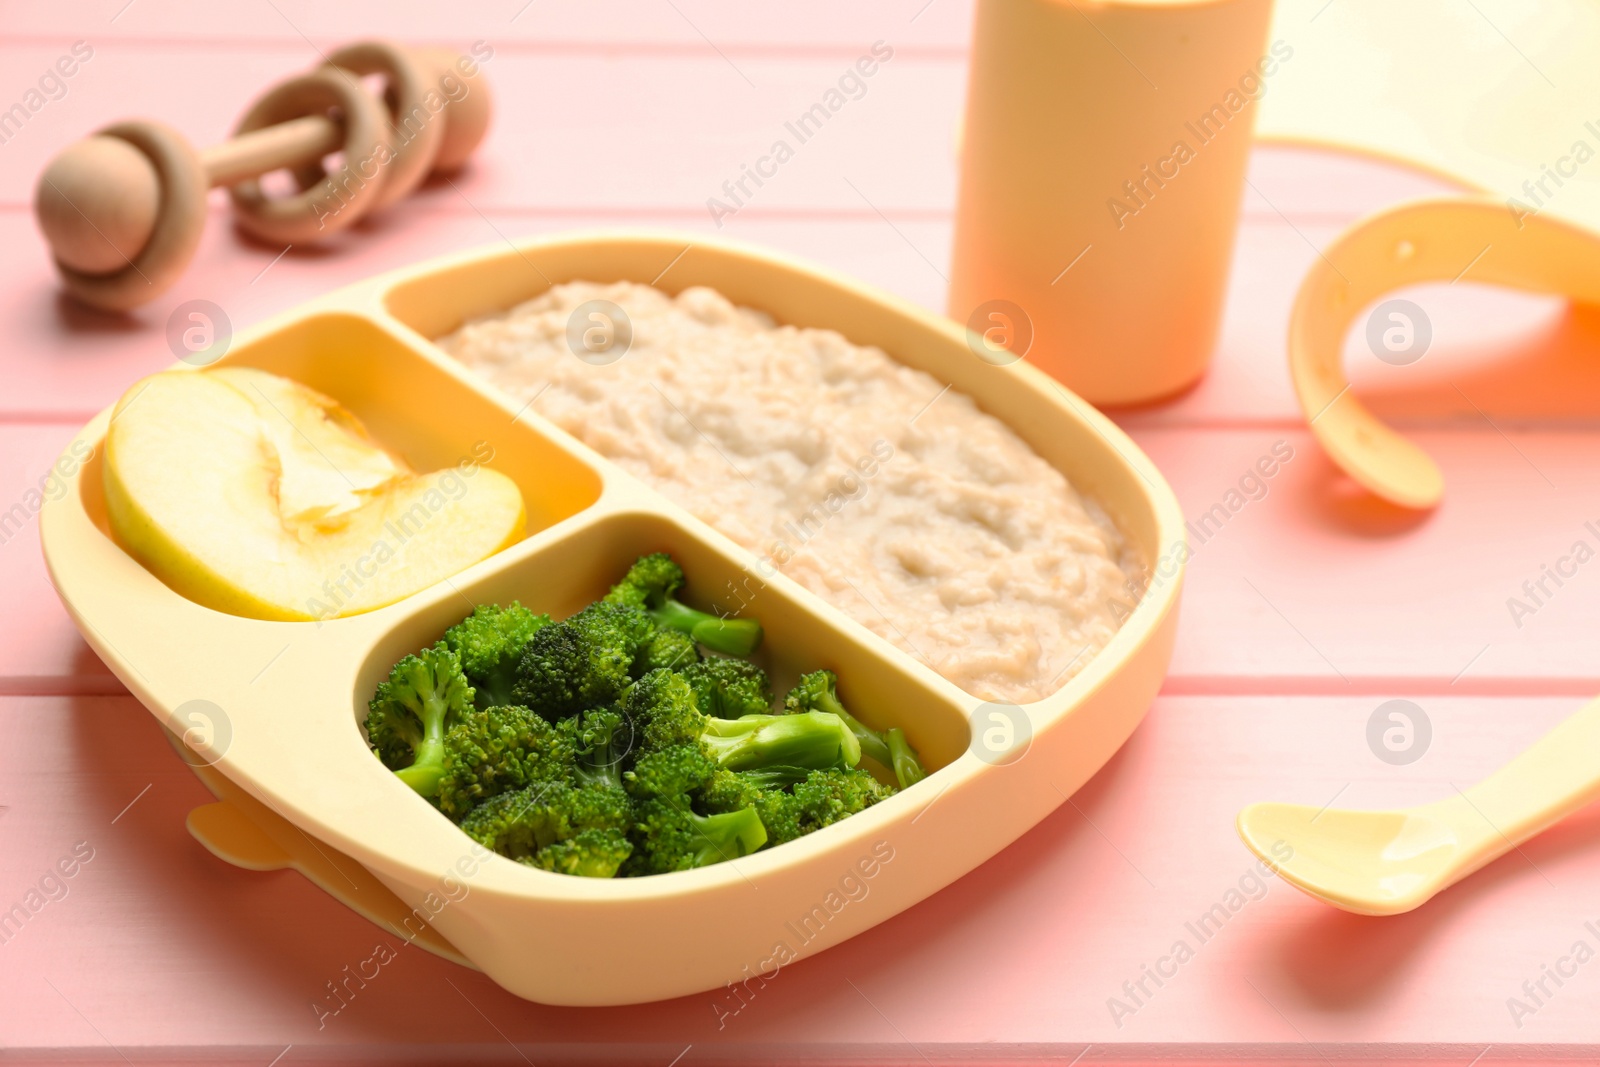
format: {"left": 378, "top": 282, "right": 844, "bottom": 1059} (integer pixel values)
{"left": 439, "top": 281, "right": 1142, "bottom": 703}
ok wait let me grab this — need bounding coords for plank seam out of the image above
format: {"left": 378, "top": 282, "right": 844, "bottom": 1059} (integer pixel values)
{"left": 0, "top": 201, "right": 1367, "bottom": 226}
{"left": 5, "top": 675, "right": 1598, "bottom": 700}
{"left": 0, "top": 35, "right": 972, "bottom": 61}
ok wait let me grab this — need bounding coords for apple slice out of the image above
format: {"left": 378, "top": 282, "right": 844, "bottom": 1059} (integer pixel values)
{"left": 208, "top": 365, "right": 405, "bottom": 529}
{"left": 103, "top": 369, "right": 525, "bottom": 621}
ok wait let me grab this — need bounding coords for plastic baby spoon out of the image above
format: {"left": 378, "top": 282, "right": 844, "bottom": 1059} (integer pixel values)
{"left": 1237, "top": 695, "right": 1600, "bottom": 915}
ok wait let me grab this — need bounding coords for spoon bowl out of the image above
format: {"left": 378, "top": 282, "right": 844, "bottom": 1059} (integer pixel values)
{"left": 1238, "top": 802, "right": 1465, "bottom": 916}
{"left": 1238, "top": 694, "right": 1600, "bottom": 916}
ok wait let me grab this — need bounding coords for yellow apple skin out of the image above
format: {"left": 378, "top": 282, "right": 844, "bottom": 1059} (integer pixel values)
{"left": 103, "top": 369, "right": 526, "bottom": 621}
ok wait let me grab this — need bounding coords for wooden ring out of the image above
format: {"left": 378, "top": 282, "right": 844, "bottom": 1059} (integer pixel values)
{"left": 319, "top": 41, "right": 446, "bottom": 212}
{"left": 54, "top": 120, "right": 207, "bottom": 313}
{"left": 228, "top": 69, "right": 388, "bottom": 244}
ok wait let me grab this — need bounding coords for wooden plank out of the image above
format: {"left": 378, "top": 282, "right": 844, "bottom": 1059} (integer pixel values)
{"left": 1134, "top": 425, "right": 1600, "bottom": 691}
{"left": 0, "top": 43, "right": 965, "bottom": 212}
{"left": 1243, "top": 142, "right": 1466, "bottom": 221}
{"left": 0, "top": 208, "right": 960, "bottom": 421}
{"left": 0, "top": 46, "right": 1462, "bottom": 221}
{"left": 0, "top": 425, "right": 120, "bottom": 693}
{"left": 3, "top": 692, "right": 1596, "bottom": 1058}
{"left": 1116, "top": 217, "right": 1600, "bottom": 431}
{"left": 0, "top": 0, "right": 977, "bottom": 51}
{"left": 10, "top": 203, "right": 1587, "bottom": 430}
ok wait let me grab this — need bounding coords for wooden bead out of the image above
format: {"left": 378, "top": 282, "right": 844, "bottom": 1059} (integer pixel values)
{"left": 34, "top": 135, "right": 161, "bottom": 275}
{"left": 416, "top": 47, "right": 494, "bottom": 173}
{"left": 53, "top": 121, "right": 209, "bottom": 313}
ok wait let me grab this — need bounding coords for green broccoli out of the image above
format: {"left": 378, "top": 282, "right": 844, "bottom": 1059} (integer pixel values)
{"left": 562, "top": 705, "right": 633, "bottom": 791}
{"left": 512, "top": 601, "right": 653, "bottom": 720}
{"left": 628, "top": 797, "right": 768, "bottom": 874}
{"left": 793, "top": 767, "right": 895, "bottom": 827}
{"left": 369, "top": 557, "right": 908, "bottom": 877}
{"left": 435, "top": 704, "right": 573, "bottom": 819}
{"left": 700, "top": 767, "right": 893, "bottom": 846}
{"left": 365, "top": 644, "right": 475, "bottom": 798}
{"left": 626, "top": 668, "right": 860, "bottom": 771}
{"left": 635, "top": 626, "right": 701, "bottom": 674}
{"left": 785, "top": 670, "right": 927, "bottom": 789}
{"left": 534, "top": 828, "right": 635, "bottom": 878}
{"left": 681, "top": 657, "right": 772, "bottom": 718}
{"left": 703, "top": 712, "right": 862, "bottom": 771}
{"left": 624, "top": 743, "right": 718, "bottom": 800}
{"left": 886, "top": 727, "right": 927, "bottom": 788}
{"left": 622, "top": 744, "right": 812, "bottom": 801}
{"left": 605, "top": 552, "right": 763, "bottom": 657}
{"left": 460, "top": 782, "right": 633, "bottom": 878}
{"left": 624, "top": 668, "right": 704, "bottom": 750}
{"left": 699, "top": 769, "right": 808, "bottom": 845}
{"left": 715, "top": 764, "right": 816, "bottom": 792}
{"left": 442, "top": 602, "right": 551, "bottom": 708}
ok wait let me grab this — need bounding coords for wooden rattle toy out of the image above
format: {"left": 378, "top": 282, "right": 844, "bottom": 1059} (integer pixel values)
{"left": 34, "top": 41, "right": 491, "bottom": 313}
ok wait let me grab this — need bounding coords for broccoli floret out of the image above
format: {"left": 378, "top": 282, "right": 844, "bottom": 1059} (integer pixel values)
{"left": 443, "top": 602, "right": 551, "bottom": 709}
{"left": 699, "top": 769, "right": 808, "bottom": 845}
{"left": 436, "top": 704, "right": 573, "bottom": 819}
{"left": 605, "top": 552, "right": 763, "bottom": 657}
{"left": 460, "top": 782, "right": 633, "bottom": 877}
{"left": 793, "top": 767, "right": 895, "bottom": 828}
{"left": 512, "top": 601, "right": 654, "bottom": 720}
{"left": 700, "top": 767, "right": 893, "bottom": 847}
{"left": 698, "top": 768, "right": 763, "bottom": 813}
{"left": 562, "top": 705, "right": 633, "bottom": 791}
{"left": 626, "top": 668, "right": 859, "bottom": 771}
{"left": 629, "top": 797, "right": 768, "bottom": 874}
{"left": 365, "top": 644, "right": 475, "bottom": 798}
{"left": 624, "top": 668, "right": 704, "bottom": 750}
{"left": 635, "top": 627, "right": 701, "bottom": 674}
{"left": 624, "top": 743, "right": 719, "bottom": 799}
{"left": 785, "top": 670, "right": 927, "bottom": 789}
{"left": 534, "top": 828, "right": 634, "bottom": 878}
{"left": 602, "top": 552, "right": 685, "bottom": 611}
{"left": 681, "top": 657, "right": 772, "bottom": 718}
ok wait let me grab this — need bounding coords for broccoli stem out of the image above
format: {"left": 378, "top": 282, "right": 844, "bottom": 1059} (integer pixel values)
{"left": 687, "top": 806, "right": 768, "bottom": 867}
{"left": 702, "top": 711, "right": 862, "bottom": 771}
{"left": 735, "top": 765, "right": 817, "bottom": 791}
{"left": 573, "top": 744, "right": 624, "bottom": 791}
{"left": 393, "top": 693, "right": 451, "bottom": 796}
{"left": 886, "top": 727, "right": 927, "bottom": 789}
{"left": 476, "top": 668, "right": 518, "bottom": 711}
{"left": 649, "top": 600, "right": 763, "bottom": 657}
{"left": 569, "top": 707, "right": 630, "bottom": 791}
{"left": 574, "top": 761, "right": 622, "bottom": 792}
{"left": 807, "top": 686, "right": 893, "bottom": 769}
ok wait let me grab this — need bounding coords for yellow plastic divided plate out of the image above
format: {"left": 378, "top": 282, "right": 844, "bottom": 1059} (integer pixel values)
{"left": 39, "top": 232, "right": 1185, "bottom": 1006}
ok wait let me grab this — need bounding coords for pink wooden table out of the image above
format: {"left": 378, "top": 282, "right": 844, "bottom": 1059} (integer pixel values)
{"left": 5, "top": 3, "right": 1600, "bottom": 1063}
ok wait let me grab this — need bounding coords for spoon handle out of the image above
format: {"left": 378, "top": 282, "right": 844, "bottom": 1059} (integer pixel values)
{"left": 1445, "top": 694, "right": 1600, "bottom": 873}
